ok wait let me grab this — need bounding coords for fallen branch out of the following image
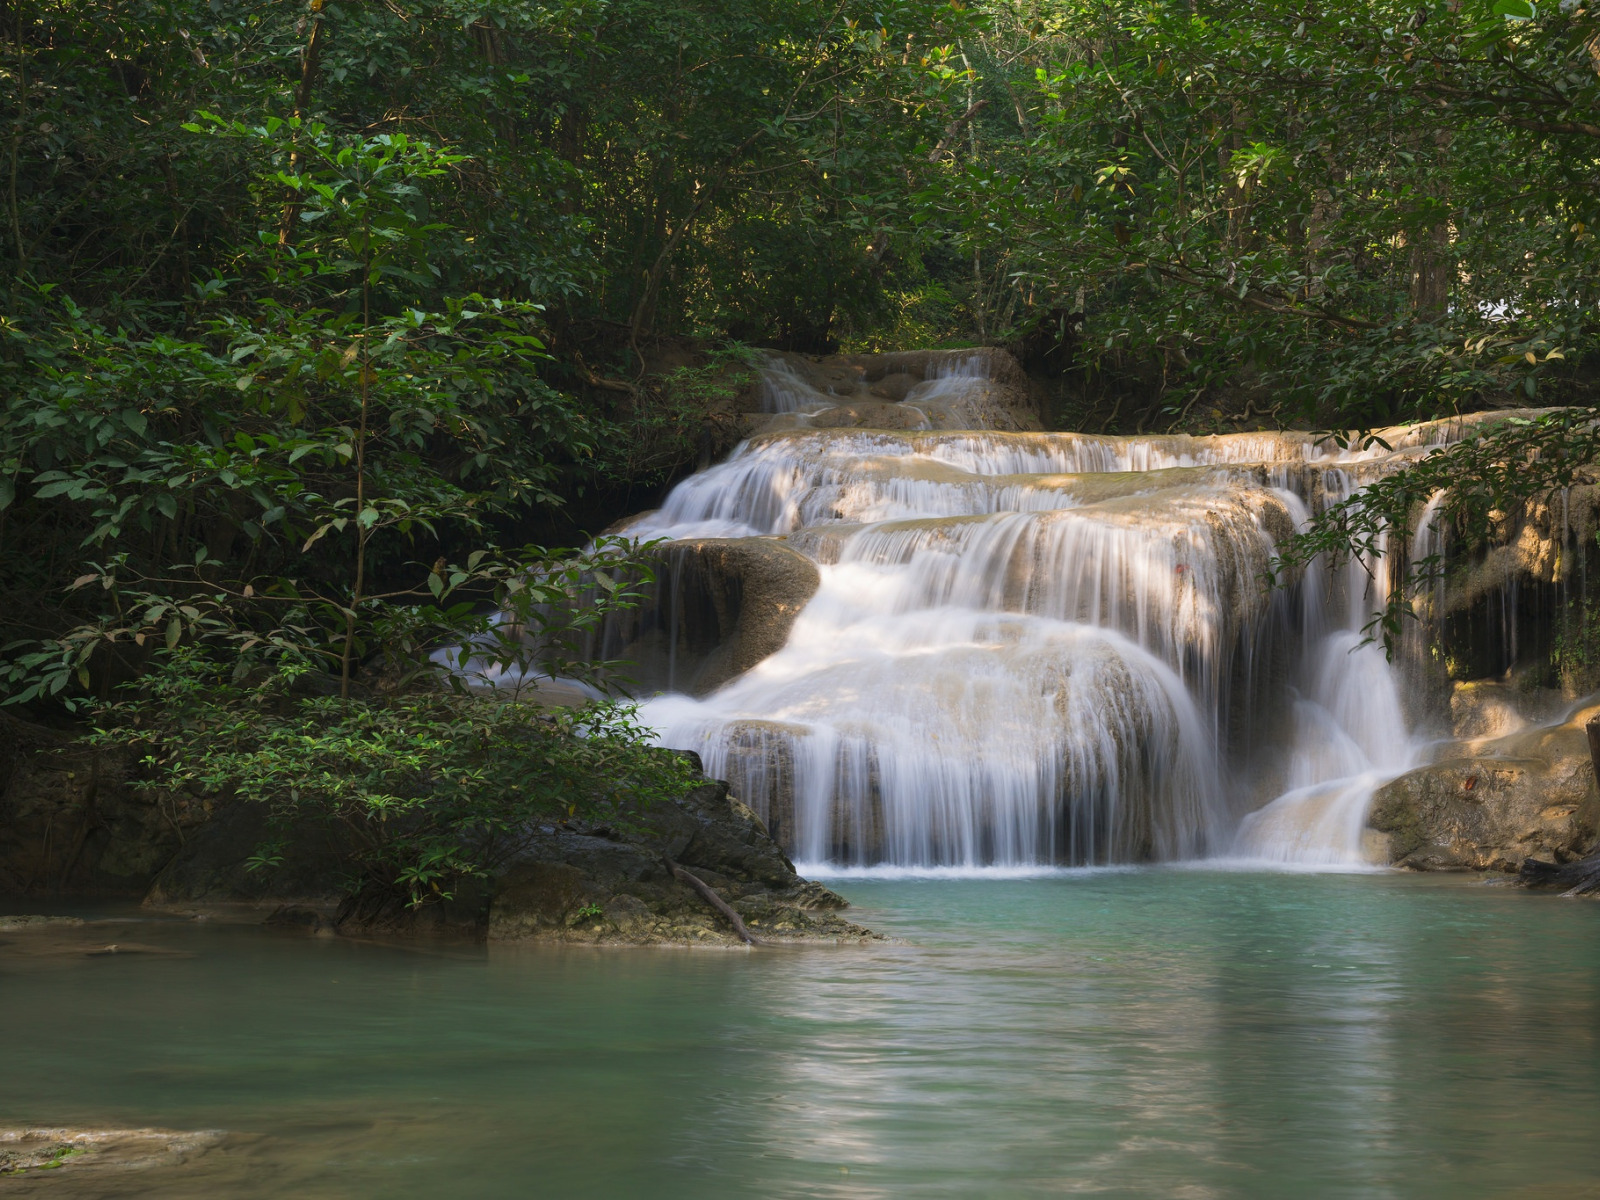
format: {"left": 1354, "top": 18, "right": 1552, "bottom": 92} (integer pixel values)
{"left": 664, "top": 856, "right": 759, "bottom": 944}
{"left": 573, "top": 355, "right": 637, "bottom": 395}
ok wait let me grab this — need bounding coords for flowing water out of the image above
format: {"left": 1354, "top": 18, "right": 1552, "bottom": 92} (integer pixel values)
{"left": 626, "top": 355, "right": 1467, "bottom": 869}
{"left": 7, "top": 874, "right": 1600, "bottom": 1198}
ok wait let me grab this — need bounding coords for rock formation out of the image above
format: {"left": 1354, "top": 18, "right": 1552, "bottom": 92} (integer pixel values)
{"left": 1367, "top": 692, "right": 1600, "bottom": 872}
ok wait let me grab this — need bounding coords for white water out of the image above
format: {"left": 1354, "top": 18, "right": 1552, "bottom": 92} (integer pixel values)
{"left": 622, "top": 356, "right": 1466, "bottom": 869}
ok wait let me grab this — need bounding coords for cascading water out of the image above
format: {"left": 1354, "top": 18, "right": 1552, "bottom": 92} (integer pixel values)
{"left": 613, "top": 353, "right": 1487, "bottom": 871}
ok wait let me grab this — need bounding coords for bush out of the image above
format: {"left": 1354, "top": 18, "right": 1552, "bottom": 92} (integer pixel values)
{"left": 90, "top": 652, "right": 700, "bottom": 911}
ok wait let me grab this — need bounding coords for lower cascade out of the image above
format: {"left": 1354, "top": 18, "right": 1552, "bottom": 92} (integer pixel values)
{"left": 608, "top": 350, "right": 1481, "bottom": 871}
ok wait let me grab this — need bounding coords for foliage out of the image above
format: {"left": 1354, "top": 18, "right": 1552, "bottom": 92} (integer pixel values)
{"left": 1272, "top": 411, "right": 1600, "bottom": 655}
{"left": 91, "top": 652, "right": 700, "bottom": 910}
{"left": 601, "top": 344, "right": 761, "bottom": 486}
{"left": 909, "top": 0, "right": 1600, "bottom": 426}
{"left": 1, "top": 0, "right": 988, "bottom": 711}
{"left": 7, "top": 0, "right": 1600, "bottom": 707}
{"left": 2, "top": 109, "right": 607, "bottom": 704}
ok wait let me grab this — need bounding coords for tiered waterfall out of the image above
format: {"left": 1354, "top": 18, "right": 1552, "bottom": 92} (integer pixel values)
{"left": 605, "top": 353, "right": 1482, "bottom": 871}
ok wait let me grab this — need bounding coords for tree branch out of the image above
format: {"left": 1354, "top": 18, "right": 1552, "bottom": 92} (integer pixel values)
{"left": 928, "top": 98, "right": 990, "bottom": 162}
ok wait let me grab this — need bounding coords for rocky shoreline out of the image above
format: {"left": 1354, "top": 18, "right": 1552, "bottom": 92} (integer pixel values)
{"left": 0, "top": 712, "right": 878, "bottom": 947}
{"left": 4, "top": 680, "right": 1599, "bottom": 932}
{"left": 153, "top": 777, "right": 881, "bottom": 946}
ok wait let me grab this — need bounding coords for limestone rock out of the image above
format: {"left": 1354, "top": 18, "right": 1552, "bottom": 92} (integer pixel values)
{"left": 743, "top": 347, "right": 1045, "bottom": 434}
{"left": 604, "top": 537, "right": 821, "bottom": 695}
{"left": 139, "top": 776, "right": 877, "bottom": 946}
{"left": 868, "top": 371, "right": 919, "bottom": 401}
{"left": 908, "top": 378, "right": 1042, "bottom": 432}
{"left": 0, "top": 712, "right": 188, "bottom": 897}
{"left": 144, "top": 799, "right": 347, "bottom": 911}
{"left": 1368, "top": 701, "right": 1600, "bottom": 871}
{"left": 0, "top": 914, "right": 84, "bottom": 931}
{"left": 487, "top": 781, "right": 878, "bottom": 946}
{"left": 807, "top": 400, "right": 930, "bottom": 430}
{"left": 0, "top": 1127, "right": 222, "bottom": 1179}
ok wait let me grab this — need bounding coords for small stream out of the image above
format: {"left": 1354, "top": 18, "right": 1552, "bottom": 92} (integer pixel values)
{"left": 7, "top": 873, "right": 1600, "bottom": 1198}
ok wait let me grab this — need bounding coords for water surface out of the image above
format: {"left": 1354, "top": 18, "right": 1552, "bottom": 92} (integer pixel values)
{"left": 5, "top": 871, "right": 1600, "bottom": 1198}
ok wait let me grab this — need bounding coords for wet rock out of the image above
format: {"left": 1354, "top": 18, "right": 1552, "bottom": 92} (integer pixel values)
{"left": 1520, "top": 846, "right": 1600, "bottom": 895}
{"left": 868, "top": 372, "right": 919, "bottom": 402}
{"left": 136, "top": 776, "right": 876, "bottom": 946}
{"left": 602, "top": 537, "right": 821, "bottom": 695}
{"left": 488, "top": 780, "right": 877, "bottom": 946}
{"left": 1448, "top": 680, "right": 1568, "bottom": 741}
{"left": 144, "top": 799, "right": 347, "bottom": 911}
{"left": 0, "top": 914, "right": 85, "bottom": 931}
{"left": 0, "top": 712, "right": 188, "bottom": 898}
{"left": 744, "top": 348, "right": 1045, "bottom": 434}
{"left": 1368, "top": 701, "right": 1600, "bottom": 871}
{"left": 808, "top": 400, "right": 930, "bottom": 430}
{"left": 909, "top": 378, "right": 1043, "bottom": 433}
{"left": 838, "top": 347, "right": 1031, "bottom": 389}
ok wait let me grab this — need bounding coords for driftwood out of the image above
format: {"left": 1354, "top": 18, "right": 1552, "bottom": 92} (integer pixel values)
{"left": 663, "top": 856, "right": 760, "bottom": 945}
{"left": 1518, "top": 714, "right": 1600, "bottom": 896}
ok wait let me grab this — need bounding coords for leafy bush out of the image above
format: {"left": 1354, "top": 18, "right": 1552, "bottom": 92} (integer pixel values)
{"left": 92, "top": 651, "right": 700, "bottom": 912}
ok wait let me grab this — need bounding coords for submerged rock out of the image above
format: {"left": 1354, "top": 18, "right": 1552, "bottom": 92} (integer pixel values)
{"left": 0, "top": 1127, "right": 222, "bottom": 1179}
{"left": 0, "top": 914, "right": 84, "bottom": 931}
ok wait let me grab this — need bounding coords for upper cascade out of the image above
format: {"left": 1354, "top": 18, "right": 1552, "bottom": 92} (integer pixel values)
{"left": 620, "top": 350, "right": 1536, "bottom": 871}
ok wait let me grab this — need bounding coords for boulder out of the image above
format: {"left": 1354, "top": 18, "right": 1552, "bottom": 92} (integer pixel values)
{"left": 144, "top": 799, "right": 347, "bottom": 912}
{"left": 604, "top": 537, "right": 821, "bottom": 696}
{"left": 487, "top": 781, "right": 878, "bottom": 946}
{"left": 0, "top": 712, "right": 187, "bottom": 897}
{"left": 1368, "top": 700, "right": 1600, "bottom": 871}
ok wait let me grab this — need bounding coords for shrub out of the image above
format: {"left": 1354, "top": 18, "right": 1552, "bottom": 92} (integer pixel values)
{"left": 91, "top": 652, "right": 700, "bottom": 911}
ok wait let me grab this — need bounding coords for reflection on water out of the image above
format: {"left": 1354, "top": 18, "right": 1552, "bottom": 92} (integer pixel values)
{"left": 4, "top": 873, "right": 1600, "bottom": 1199}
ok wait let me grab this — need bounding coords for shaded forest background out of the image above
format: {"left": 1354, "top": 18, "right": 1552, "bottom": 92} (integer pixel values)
{"left": 3, "top": 0, "right": 1599, "bottom": 703}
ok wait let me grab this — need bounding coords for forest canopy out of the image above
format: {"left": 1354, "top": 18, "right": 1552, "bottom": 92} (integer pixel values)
{"left": 2, "top": 0, "right": 1598, "bottom": 702}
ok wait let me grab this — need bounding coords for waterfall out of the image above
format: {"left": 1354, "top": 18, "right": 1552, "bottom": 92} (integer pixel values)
{"left": 618, "top": 354, "right": 1477, "bottom": 871}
